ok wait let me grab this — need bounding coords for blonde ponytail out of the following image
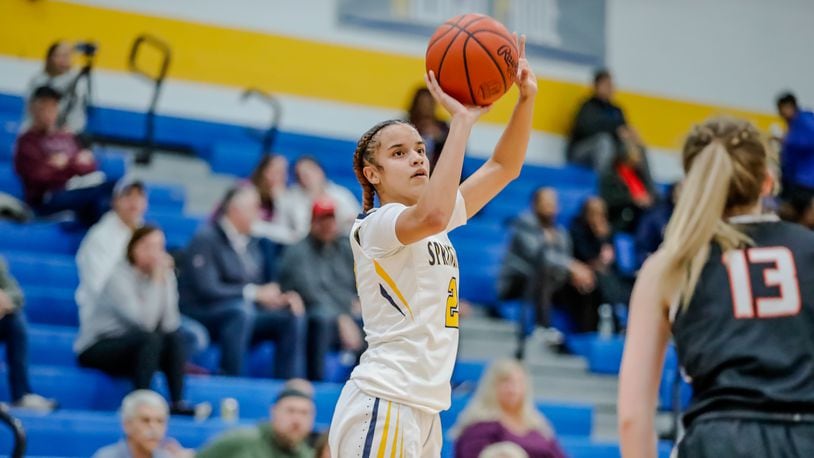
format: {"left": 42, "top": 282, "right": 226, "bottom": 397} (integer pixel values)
{"left": 662, "top": 117, "right": 766, "bottom": 308}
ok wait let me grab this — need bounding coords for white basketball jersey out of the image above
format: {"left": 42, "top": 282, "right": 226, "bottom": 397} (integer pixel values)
{"left": 349, "top": 191, "right": 467, "bottom": 414}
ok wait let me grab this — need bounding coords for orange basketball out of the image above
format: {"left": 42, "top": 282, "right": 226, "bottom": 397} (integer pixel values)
{"left": 425, "top": 13, "right": 519, "bottom": 106}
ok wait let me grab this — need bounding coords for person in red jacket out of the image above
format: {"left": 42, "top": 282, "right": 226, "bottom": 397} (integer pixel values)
{"left": 14, "top": 86, "right": 114, "bottom": 225}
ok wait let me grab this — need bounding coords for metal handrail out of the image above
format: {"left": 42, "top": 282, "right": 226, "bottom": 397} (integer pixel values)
{"left": 0, "top": 403, "right": 26, "bottom": 458}
{"left": 128, "top": 34, "right": 172, "bottom": 164}
{"left": 240, "top": 87, "right": 283, "bottom": 154}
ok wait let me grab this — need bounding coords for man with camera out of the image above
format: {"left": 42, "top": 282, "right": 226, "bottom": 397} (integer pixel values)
{"left": 23, "top": 40, "right": 96, "bottom": 134}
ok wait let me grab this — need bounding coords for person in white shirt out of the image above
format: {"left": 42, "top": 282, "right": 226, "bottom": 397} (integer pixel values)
{"left": 23, "top": 41, "right": 88, "bottom": 133}
{"left": 75, "top": 178, "right": 209, "bottom": 359}
{"left": 277, "top": 156, "right": 361, "bottom": 242}
{"left": 249, "top": 154, "right": 299, "bottom": 244}
{"left": 329, "top": 37, "right": 537, "bottom": 457}
{"left": 76, "top": 227, "right": 195, "bottom": 415}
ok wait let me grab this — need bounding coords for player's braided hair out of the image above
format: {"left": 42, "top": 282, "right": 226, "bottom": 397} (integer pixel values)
{"left": 683, "top": 117, "right": 768, "bottom": 209}
{"left": 352, "top": 119, "right": 409, "bottom": 211}
{"left": 663, "top": 116, "right": 770, "bottom": 309}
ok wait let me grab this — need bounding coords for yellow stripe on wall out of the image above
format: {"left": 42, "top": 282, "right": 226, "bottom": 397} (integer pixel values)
{"left": 0, "top": 0, "right": 778, "bottom": 150}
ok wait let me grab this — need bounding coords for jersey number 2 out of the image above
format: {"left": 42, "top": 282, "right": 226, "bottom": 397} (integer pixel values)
{"left": 723, "top": 247, "right": 801, "bottom": 319}
{"left": 446, "top": 277, "right": 460, "bottom": 328}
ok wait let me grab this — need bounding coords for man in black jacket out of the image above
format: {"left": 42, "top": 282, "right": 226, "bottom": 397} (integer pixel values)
{"left": 179, "top": 185, "right": 305, "bottom": 378}
{"left": 567, "top": 69, "right": 649, "bottom": 177}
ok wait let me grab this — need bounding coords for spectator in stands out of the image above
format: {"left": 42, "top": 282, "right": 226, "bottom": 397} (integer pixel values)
{"left": 278, "top": 156, "right": 360, "bottom": 241}
{"left": 23, "top": 41, "right": 88, "bottom": 133}
{"left": 0, "top": 256, "right": 57, "bottom": 411}
{"left": 407, "top": 87, "right": 449, "bottom": 172}
{"left": 599, "top": 145, "right": 656, "bottom": 233}
{"left": 92, "top": 390, "right": 194, "bottom": 458}
{"left": 452, "top": 359, "right": 565, "bottom": 458}
{"left": 570, "top": 198, "right": 630, "bottom": 324}
{"left": 279, "top": 198, "right": 363, "bottom": 381}
{"left": 250, "top": 154, "right": 299, "bottom": 244}
{"left": 635, "top": 182, "right": 681, "bottom": 262}
{"left": 197, "top": 386, "right": 315, "bottom": 458}
{"left": 14, "top": 86, "right": 114, "bottom": 225}
{"left": 776, "top": 92, "right": 814, "bottom": 220}
{"left": 567, "top": 69, "right": 651, "bottom": 179}
{"left": 498, "top": 188, "right": 595, "bottom": 342}
{"left": 75, "top": 226, "right": 195, "bottom": 415}
{"left": 75, "top": 178, "right": 210, "bottom": 362}
{"left": 179, "top": 185, "right": 305, "bottom": 378}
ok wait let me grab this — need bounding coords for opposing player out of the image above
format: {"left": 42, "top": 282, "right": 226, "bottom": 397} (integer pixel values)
{"left": 618, "top": 117, "right": 814, "bottom": 457}
{"left": 329, "top": 36, "right": 537, "bottom": 457}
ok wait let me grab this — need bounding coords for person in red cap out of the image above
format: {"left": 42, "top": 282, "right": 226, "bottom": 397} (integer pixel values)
{"left": 279, "top": 197, "right": 363, "bottom": 381}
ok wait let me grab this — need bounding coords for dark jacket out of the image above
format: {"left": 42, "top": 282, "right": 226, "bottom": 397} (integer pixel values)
{"left": 197, "top": 423, "right": 313, "bottom": 458}
{"left": 179, "top": 223, "right": 271, "bottom": 308}
{"left": 599, "top": 164, "right": 656, "bottom": 233}
{"left": 568, "top": 96, "right": 626, "bottom": 151}
{"left": 569, "top": 218, "right": 609, "bottom": 264}
{"left": 13, "top": 128, "right": 96, "bottom": 205}
{"left": 278, "top": 234, "right": 356, "bottom": 318}
{"left": 0, "top": 256, "right": 24, "bottom": 312}
{"left": 498, "top": 212, "right": 573, "bottom": 300}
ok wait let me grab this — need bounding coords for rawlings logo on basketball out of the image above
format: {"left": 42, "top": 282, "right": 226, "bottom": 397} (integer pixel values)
{"left": 497, "top": 45, "right": 518, "bottom": 77}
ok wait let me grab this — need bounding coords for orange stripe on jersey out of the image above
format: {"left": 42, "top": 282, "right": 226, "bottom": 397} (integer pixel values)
{"left": 377, "top": 400, "right": 393, "bottom": 458}
{"left": 373, "top": 260, "right": 414, "bottom": 319}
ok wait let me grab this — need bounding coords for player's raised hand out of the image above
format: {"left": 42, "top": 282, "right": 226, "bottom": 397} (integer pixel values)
{"left": 513, "top": 33, "right": 537, "bottom": 101}
{"left": 425, "top": 70, "right": 490, "bottom": 123}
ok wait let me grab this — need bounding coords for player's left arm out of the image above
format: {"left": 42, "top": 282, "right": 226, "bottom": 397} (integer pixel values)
{"left": 618, "top": 251, "right": 672, "bottom": 458}
{"left": 460, "top": 34, "right": 537, "bottom": 218}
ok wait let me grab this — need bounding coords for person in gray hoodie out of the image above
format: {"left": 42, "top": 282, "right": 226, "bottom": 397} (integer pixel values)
{"left": 75, "top": 225, "right": 194, "bottom": 415}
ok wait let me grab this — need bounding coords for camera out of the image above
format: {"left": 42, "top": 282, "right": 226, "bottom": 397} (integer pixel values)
{"left": 74, "top": 41, "right": 98, "bottom": 57}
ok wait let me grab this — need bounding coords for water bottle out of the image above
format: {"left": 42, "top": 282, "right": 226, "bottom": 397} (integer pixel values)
{"left": 221, "top": 397, "right": 239, "bottom": 423}
{"left": 598, "top": 303, "right": 614, "bottom": 339}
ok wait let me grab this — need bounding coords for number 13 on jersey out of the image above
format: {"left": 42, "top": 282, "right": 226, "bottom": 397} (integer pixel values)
{"left": 446, "top": 277, "right": 460, "bottom": 328}
{"left": 723, "top": 247, "right": 801, "bottom": 319}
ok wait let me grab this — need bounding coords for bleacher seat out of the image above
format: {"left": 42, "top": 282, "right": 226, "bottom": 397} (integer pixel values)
{"left": 613, "top": 232, "right": 639, "bottom": 276}
{"left": 209, "top": 141, "right": 263, "bottom": 177}
{"left": 5, "top": 251, "right": 78, "bottom": 289}
{"left": 0, "top": 221, "right": 85, "bottom": 255}
{"left": 0, "top": 163, "right": 23, "bottom": 198}
{"left": 21, "top": 286, "right": 78, "bottom": 326}
{"left": 588, "top": 335, "right": 625, "bottom": 374}
{"left": 659, "top": 345, "right": 692, "bottom": 411}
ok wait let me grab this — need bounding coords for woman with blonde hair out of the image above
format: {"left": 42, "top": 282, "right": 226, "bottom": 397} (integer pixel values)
{"left": 452, "top": 358, "right": 565, "bottom": 458}
{"left": 619, "top": 117, "right": 814, "bottom": 457}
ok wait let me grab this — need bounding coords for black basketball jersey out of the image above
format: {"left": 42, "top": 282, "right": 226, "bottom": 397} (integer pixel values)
{"left": 672, "top": 217, "right": 814, "bottom": 427}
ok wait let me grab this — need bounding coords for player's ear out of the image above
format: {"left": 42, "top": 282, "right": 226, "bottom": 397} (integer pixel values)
{"left": 762, "top": 166, "right": 777, "bottom": 197}
{"left": 363, "top": 165, "right": 381, "bottom": 185}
